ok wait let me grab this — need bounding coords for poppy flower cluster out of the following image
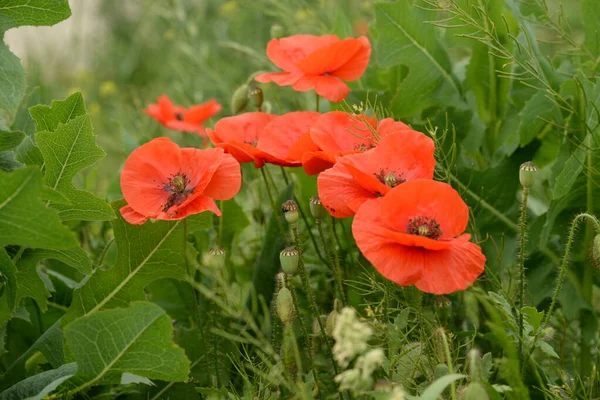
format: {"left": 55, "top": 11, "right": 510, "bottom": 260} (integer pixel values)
{"left": 122, "top": 33, "right": 485, "bottom": 295}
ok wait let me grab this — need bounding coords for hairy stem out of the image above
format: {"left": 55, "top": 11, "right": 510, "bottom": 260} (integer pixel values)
{"left": 518, "top": 187, "right": 529, "bottom": 363}
{"left": 317, "top": 219, "right": 345, "bottom": 304}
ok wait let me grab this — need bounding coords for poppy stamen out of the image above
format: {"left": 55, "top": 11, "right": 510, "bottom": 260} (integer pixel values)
{"left": 175, "top": 112, "right": 184, "bottom": 121}
{"left": 373, "top": 169, "right": 405, "bottom": 188}
{"left": 162, "top": 173, "right": 194, "bottom": 211}
{"left": 407, "top": 216, "right": 442, "bottom": 240}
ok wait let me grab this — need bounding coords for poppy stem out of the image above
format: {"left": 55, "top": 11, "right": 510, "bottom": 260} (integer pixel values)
{"left": 292, "top": 224, "right": 340, "bottom": 378}
{"left": 517, "top": 187, "right": 529, "bottom": 365}
{"left": 317, "top": 219, "right": 345, "bottom": 304}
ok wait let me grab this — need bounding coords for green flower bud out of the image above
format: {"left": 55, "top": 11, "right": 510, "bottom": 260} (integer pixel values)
{"left": 309, "top": 195, "right": 327, "bottom": 220}
{"left": 249, "top": 87, "right": 264, "bottom": 109}
{"left": 326, "top": 309, "right": 339, "bottom": 337}
{"left": 270, "top": 24, "right": 284, "bottom": 39}
{"left": 280, "top": 325, "right": 298, "bottom": 376}
{"left": 231, "top": 84, "right": 249, "bottom": 114}
{"left": 208, "top": 246, "right": 226, "bottom": 269}
{"left": 593, "top": 234, "right": 600, "bottom": 268}
{"left": 280, "top": 247, "right": 299, "bottom": 275}
{"left": 466, "top": 348, "right": 483, "bottom": 381}
{"left": 276, "top": 287, "right": 295, "bottom": 325}
{"left": 519, "top": 161, "right": 538, "bottom": 189}
{"left": 460, "top": 382, "right": 489, "bottom": 400}
{"left": 282, "top": 200, "right": 299, "bottom": 225}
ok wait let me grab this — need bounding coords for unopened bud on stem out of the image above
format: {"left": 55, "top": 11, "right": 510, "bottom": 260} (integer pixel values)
{"left": 249, "top": 87, "right": 263, "bottom": 110}
{"left": 231, "top": 84, "right": 249, "bottom": 114}
{"left": 276, "top": 287, "right": 295, "bottom": 325}
{"left": 309, "top": 195, "right": 326, "bottom": 220}
{"left": 519, "top": 161, "right": 538, "bottom": 189}
{"left": 282, "top": 200, "right": 299, "bottom": 225}
{"left": 280, "top": 247, "right": 299, "bottom": 275}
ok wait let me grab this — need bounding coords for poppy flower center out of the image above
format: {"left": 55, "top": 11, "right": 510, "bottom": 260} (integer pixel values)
{"left": 162, "top": 173, "right": 194, "bottom": 211}
{"left": 373, "top": 169, "right": 405, "bottom": 188}
{"left": 244, "top": 140, "right": 258, "bottom": 147}
{"left": 354, "top": 143, "right": 375, "bottom": 151}
{"left": 407, "top": 216, "right": 442, "bottom": 240}
{"left": 175, "top": 112, "right": 184, "bottom": 121}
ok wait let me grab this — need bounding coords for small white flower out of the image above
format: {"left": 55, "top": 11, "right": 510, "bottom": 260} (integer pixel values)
{"left": 332, "top": 307, "right": 373, "bottom": 367}
{"left": 356, "top": 348, "right": 385, "bottom": 380}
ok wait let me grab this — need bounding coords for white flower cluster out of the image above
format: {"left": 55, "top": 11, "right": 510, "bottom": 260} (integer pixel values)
{"left": 333, "top": 307, "right": 386, "bottom": 393}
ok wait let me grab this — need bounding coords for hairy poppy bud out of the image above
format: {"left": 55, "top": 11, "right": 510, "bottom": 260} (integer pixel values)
{"left": 519, "top": 161, "right": 538, "bottom": 189}
{"left": 231, "top": 84, "right": 249, "bottom": 114}
{"left": 593, "top": 234, "right": 600, "bottom": 268}
{"left": 309, "top": 195, "right": 327, "bottom": 220}
{"left": 282, "top": 200, "right": 299, "bottom": 224}
{"left": 280, "top": 247, "right": 299, "bottom": 275}
{"left": 249, "top": 87, "right": 264, "bottom": 109}
{"left": 270, "top": 24, "right": 284, "bottom": 39}
{"left": 460, "top": 382, "right": 489, "bottom": 400}
{"left": 276, "top": 287, "right": 295, "bottom": 325}
{"left": 208, "top": 246, "right": 226, "bottom": 269}
{"left": 466, "top": 348, "right": 483, "bottom": 381}
{"left": 281, "top": 325, "right": 298, "bottom": 376}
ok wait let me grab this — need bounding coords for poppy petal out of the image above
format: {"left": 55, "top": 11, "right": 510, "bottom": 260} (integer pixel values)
{"left": 301, "top": 150, "right": 358, "bottom": 175}
{"left": 292, "top": 75, "right": 349, "bottom": 102}
{"left": 180, "top": 147, "right": 224, "bottom": 193}
{"left": 120, "top": 205, "right": 149, "bottom": 225}
{"left": 257, "top": 111, "right": 320, "bottom": 162}
{"left": 157, "top": 95, "right": 176, "bottom": 121}
{"left": 255, "top": 71, "right": 303, "bottom": 86}
{"left": 184, "top": 99, "right": 222, "bottom": 124}
{"left": 330, "top": 36, "right": 371, "bottom": 80}
{"left": 120, "top": 137, "right": 181, "bottom": 217}
{"left": 143, "top": 104, "right": 164, "bottom": 123}
{"left": 165, "top": 120, "right": 207, "bottom": 136}
{"left": 203, "top": 153, "right": 242, "bottom": 200}
{"left": 162, "top": 195, "right": 222, "bottom": 220}
{"left": 414, "top": 239, "right": 486, "bottom": 294}
{"left": 310, "top": 111, "right": 378, "bottom": 152}
{"left": 268, "top": 35, "right": 339, "bottom": 70}
{"left": 286, "top": 131, "right": 321, "bottom": 163}
{"left": 317, "top": 163, "right": 376, "bottom": 218}
{"left": 208, "top": 112, "right": 276, "bottom": 145}
{"left": 296, "top": 38, "right": 363, "bottom": 76}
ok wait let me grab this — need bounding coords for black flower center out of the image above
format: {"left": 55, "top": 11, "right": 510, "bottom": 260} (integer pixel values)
{"left": 162, "top": 173, "right": 194, "bottom": 211}
{"left": 175, "top": 112, "right": 184, "bottom": 121}
{"left": 407, "top": 216, "right": 442, "bottom": 240}
{"left": 353, "top": 143, "right": 375, "bottom": 151}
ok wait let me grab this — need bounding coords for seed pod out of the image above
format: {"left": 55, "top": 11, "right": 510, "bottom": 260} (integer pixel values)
{"left": 249, "top": 87, "right": 264, "bottom": 109}
{"left": 282, "top": 200, "right": 299, "bottom": 225}
{"left": 231, "top": 84, "right": 249, "bottom": 114}
{"left": 270, "top": 24, "right": 284, "bottom": 39}
{"left": 276, "top": 287, "right": 296, "bottom": 325}
{"left": 384, "top": 172, "right": 398, "bottom": 188}
{"left": 280, "top": 247, "right": 299, "bottom": 275}
{"left": 208, "top": 247, "right": 226, "bottom": 269}
{"left": 519, "top": 161, "right": 538, "bottom": 189}
{"left": 460, "top": 382, "right": 489, "bottom": 400}
{"left": 309, "top": 195, "right": 326, "bottom": 220}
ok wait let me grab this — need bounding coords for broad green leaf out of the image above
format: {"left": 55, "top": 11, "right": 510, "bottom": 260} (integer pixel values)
{"left": 0, "top": 248, "right": 17, "bottom": 318}
{"left": 0, "top": 42, "right": 25, "bottom": 121}
{"left": 0, "top": 130, "right": 24, "bottom": 151}
{"left": 0, "top": 167, "right": 76, "bottom": 249}
{"left": 553, "top": 141, "right": 586, "bottom": 199}
{"left": 521, "top": 306, "right": 544, "bottom": 332}
{"left": 14, "top": 88, "right": 43, "bottom": 166}
{"left": 218, "top": 197, "right": 250, "bottom": 249}
{"left": 0, "top": 362, "right": 76, "bottom": 400}
{"left": 373, "top": 0, "right": 461, "bottom": 117}
{"left": 63, "top": 301, "right": 190, "bottom": 393}
{"left": 0, "top": 151, "right": 21, "bottom": 171}
{"left": 536, "top": 341, "right": 559, "bottom": 359}
{"left": 39, "top": 186, "right": 70, "bottom": 204}
{"left": 518, "top": 92, "right": 561, "bottom": 147}
{"left": 419, "top": 374, "right": 466, "bottom": 400}
{"left": 32, "top": 93, "right": 115, "bottom": 221}
{"left": 63, "top": 201, "right": 211, "bottom": 324}
{"left": 582, "top": 0, "right": 600, "bottom": 56}
{"left": 0, "top": 0, "right": 71, "bottom": 32}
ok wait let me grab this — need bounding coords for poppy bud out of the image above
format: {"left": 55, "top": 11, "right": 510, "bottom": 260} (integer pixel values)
{"left": 281, "top": 325, "right": 298, "bottom": 376}
{"left": 276, "top": 287, "right": 296, "bottom": 325}
{"left": 270, "top": 24, "right": 284, "bottom": 39}
{"left": 593, "top": 234, "right": 600, "bottom": 268}
{"left": 519, "top": 161, "right": 538, "bottom": 189}
{"left": 541, "top": 327, "right": 555, "bottom": 341}
{"left": 309, "top": 195, "right": 327, "bottom": 220}
{"left": 249, "top": 87, "right": 264, "bottom": 110}
{"left": 282, "top": 200, "right": 299, "bottom": 224}
{"left": 280, "top": 247, "right": 299, "bottom": 275}
{"left": 384, "top": 172, "right": 398, "bottom": 188}
{"left": 208, "top": 246, "right": 226, "bottom": 269}
{"left": 466, "top": 348, "right": 483, "bottom": 381}
{"left": 231, "top": 84, "right": 249, "bottom": 114}
{"left": 326, "top": 309, "right": 339, "bottom": 337}
{"left": 460, "top": 383, "right": 489, "bottom": 400}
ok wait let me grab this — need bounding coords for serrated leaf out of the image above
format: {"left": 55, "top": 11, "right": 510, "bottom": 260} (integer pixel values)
{"left": 419, "top": 374, "right": 466, "bottom": 400}
{"left": 0, "top": 42, "right": 25, "bottom": 120}
{"left": 63, "top": 201, "right": 211, "bottom": 324}
{"left": 0, "top": 130, "right": 24, "bottom": 151}
{"left": 39, "top": 186, "right": 70, "bottom": 204}
{"left": 0, "top": 362, "right": 76, "bottom": 400}
{"left": 63, "top": 301, "right": 190, "bottom": 393}
{"left": 0, "top": 0, "right": 71, "bottom": 32}
{"left": 536, "top": 341, "right": 559, "bottom": 358}
{"left": 521, "top": 306, "right": 544, "bottom": 332}
{"left": 373, "top": 0, "right": 461, "bottom": 117}
{"left": 0, "top": 167, "right": 76, "bottom": 249}
{"left": 32, "top": 93, "right": 115, "bottom": 221}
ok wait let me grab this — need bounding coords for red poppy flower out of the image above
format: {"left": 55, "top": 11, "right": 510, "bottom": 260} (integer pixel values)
{"left": 256, "top": 111, "right": 321, "bottom": 166}
{"left": 119, "top": 137, "right": 241, "bottom": 224}
{"left": 144, "top": 95, "right": 222, "bottom": 136}
{"left": 352, "top": 180, "right": 486, "bottom": 294}
{"left": 301, "top": 111, "right": 414, "bottom": 175}
{"left": 317, "top": 131, "right": 435, "bottom": 218}
{"left": 255, "top": 35, "right": 371, "bottom": 102}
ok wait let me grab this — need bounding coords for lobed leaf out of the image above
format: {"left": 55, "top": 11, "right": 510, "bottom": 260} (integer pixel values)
{"left": 0, "top": 362, "right": 76, "bottom": 400}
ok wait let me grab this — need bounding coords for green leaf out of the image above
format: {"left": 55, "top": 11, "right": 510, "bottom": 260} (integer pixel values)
{"left": 218, "top": 197, "right": 250, "bottom": 249}
{"left": 0, "top": 42, "right": 25, "bottom": 122}
{"left": 63, "top": 201, "right": 211, "bottom": 324}
{"left": 0, "top": 130, "right": 24, "bottom": 151}
{"left": 419, "top": 374, "right": 466, "bottom": 400}
{"left": 553, "top": 141, "right": 586, "bottom": 199}
{"left": 582, "top": 0, "right": 600, "bottom": 56}
{"left": 0, "top": 0, "right": 71, "bottom": 32}
{"left": 518, "top": 92, "right": 561, "bottom": 147}
{"left": 0, "top": 362, "right": 76, "bottom": 400}
{"left": 536, "top": 341, "right": 559, "bottom": 359}
{"left": 521, "top": 306, "right": 544, "bottom": 332}
{"left": 0, "top": 167, "right": 77, "bottom": 249}
{"left": 32, "top": 93, "right": 115, "bottom": 221}
{"left": 0, "top": 248, "right": 17, "bottom": 315}
{"left": 373, "top": 0, "right": 461, "bottom": 117}
{"left": 64, "top": 301, "right": 190, "bottom": 393}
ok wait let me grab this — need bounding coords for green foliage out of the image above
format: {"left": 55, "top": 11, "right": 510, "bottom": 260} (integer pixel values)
{"left": 0, "top": 362, "right": 76, "bottom": 400}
